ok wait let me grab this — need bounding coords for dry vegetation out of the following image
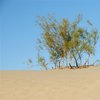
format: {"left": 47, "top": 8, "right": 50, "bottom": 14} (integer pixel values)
{"left": 36, "top": 15, "right": 99, "bottom": 70}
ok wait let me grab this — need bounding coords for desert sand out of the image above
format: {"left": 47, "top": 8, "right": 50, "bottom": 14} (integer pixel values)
{"left": 0, "top": 66, "right": 100, "bottom": 100}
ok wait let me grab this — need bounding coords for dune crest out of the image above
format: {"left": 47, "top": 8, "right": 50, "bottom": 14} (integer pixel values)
{"left": 0, "top": 66, "right": 100, "bottom": 100}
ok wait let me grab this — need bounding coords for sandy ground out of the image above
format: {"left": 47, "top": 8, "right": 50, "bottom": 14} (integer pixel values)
{"left": 0, "top": 66, "right": 100, "bottom": 100}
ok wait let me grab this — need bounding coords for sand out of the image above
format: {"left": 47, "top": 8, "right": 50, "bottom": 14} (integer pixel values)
{"left": 0, "top": 66, "right": 100, "bottom": 100}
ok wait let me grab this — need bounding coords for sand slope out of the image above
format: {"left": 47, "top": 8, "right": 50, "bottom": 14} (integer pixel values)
{"left": 0, "top": 66, "right": 100, "bottom": 100}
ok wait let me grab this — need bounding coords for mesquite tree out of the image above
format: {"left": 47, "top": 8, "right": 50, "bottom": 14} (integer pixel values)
{"left": 37, "top": 15, "right": 99, "bottom": 69}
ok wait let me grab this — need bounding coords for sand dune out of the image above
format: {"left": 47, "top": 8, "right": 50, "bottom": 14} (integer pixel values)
{"left": 0, "top": 66, "right": 100, "bottom": 100}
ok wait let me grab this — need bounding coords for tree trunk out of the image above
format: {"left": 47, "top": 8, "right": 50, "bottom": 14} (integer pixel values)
{"left": 73, "top": 56, "right": 79, "bottom": 68}
{"left": 58, "top": 61, "right": 61, "bottom": 69}
{"left": 84, "top": 54, "right": 90, "bottom": 66}
{"left": 54, "top": 62, "right": 57, "bottom": 69}
{"left": 69, "top": 63, "right": 73, "bottom": 69}
{"left": 78, "top": 52, "right": 82, "bottom": 66}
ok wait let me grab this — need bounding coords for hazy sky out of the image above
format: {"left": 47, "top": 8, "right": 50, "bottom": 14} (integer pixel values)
{"left": 0, "top": 0, "right": 100, "bottom": 70}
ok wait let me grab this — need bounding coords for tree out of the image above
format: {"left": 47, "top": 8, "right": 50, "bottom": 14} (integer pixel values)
{"left": 38, "top": 56, "right": 48, "bottom": 70}
{"left": 37, "top": 15, "right": 99, "bottom": 69}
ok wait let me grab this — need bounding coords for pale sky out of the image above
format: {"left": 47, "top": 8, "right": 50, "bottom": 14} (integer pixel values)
{"left": 0, "top": 0, "right": 100, "bottom": 70}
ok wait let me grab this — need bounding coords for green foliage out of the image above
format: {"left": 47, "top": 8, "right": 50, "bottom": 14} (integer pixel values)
{"left": 37, "top": 15, "right": 99, "bottom": 69}
{"left": 38, "top": 56, "right": 48, "bottom": 70}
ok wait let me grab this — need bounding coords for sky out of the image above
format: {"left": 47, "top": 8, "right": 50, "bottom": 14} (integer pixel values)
{"left": 0, "top": 0, "right": 100, "bottom": 70}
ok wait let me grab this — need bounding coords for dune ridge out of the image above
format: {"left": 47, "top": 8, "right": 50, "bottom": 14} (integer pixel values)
{"left": 0, "top": 66, "right": 100, "bottom": 100}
